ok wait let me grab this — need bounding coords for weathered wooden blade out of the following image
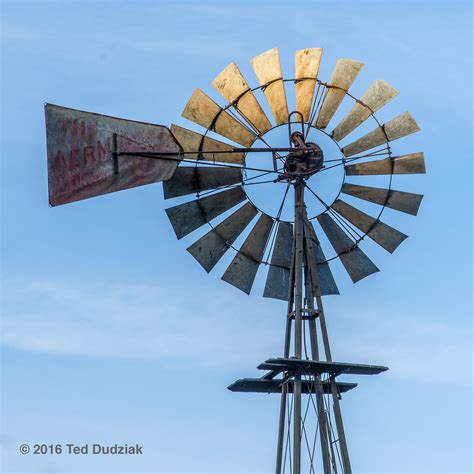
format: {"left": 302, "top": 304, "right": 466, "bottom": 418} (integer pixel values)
{"left": 251, "top": 48, "right": 289, "bottom": 125}
{"left": 342, "top": 112, "right": 420, "bottom": 157}
{"left": 295, "top": 48, "right": 323, "bottom": 122}
{"left": 186, "top": 202, "right": 257, "bottom": 272}
{"left": 341, "top": 183, "right": 423, "bottom": 216}
{"left": 317, "top": 213, "right": 379, "bottom": 283}
{"left": 45, "top": 104, "right": 181, "bottom": 207}
{"left": 332, "top": 199, "right": 408, "bottom": 253}
{"left": 263, "top": 221, "right": 293, "bottom": 300}
{"left": 182, "top": 88, "right": 256, "bottom": 147}
{"left": 345, "top": 152, "right": 426, "bottom": 176}
{"left": 163, "top": 167, "right": 242, "bottom": 199}
{"left": 212, "top": 62, "right": 272, "bottom": 134}
{"left": 170, "top": 124, "right": 244, "bottom": 164}
{"left": 332, "top": 80, "right": 399, "bottom": 141}
{"left": 315, "top": 58, "right": 364, "bottom": 129}
{"left": 304, "top": 220, "right": 339, "bottom": 295}
{"left": 165, "top": 186, "right": 246, "bottom": 239}
{"left": 222, "top": 214, "right": 273, "bottom": 294}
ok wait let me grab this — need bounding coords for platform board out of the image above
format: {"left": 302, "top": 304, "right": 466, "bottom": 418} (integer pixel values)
{"left": 228, "top": 378, "right": 357, "bottom": 394}
{"left": 257, "top": 357, "right": 388, "bottom": 376}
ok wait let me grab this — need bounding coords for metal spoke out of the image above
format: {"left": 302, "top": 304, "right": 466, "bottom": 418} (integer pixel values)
{"left": 305, "top": 183, "right": 363, "bottom": 241}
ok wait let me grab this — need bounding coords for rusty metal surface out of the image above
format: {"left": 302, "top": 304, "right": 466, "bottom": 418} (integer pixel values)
{"left": 342, "top": 112, "right": 420, "bottom": 157}
{"left": 45, "top": 104, "right": 181, "bottom": 207}
{"left": 165, "top": 186, "right": 246, "bottom": 239}
{"left": 186, "top": 202, "right": 257, "bottom": 272}
{"left": 295, "top": 48, "right": 323, "bottom": 122}
{"left": 317, "top": 213, "right": 379, "bottom": 283}
{"left": 315, "top": 58, "right": 364, "bottom": 129}
{"left": 305, "top": 221, "right": 339, "bottom": 295}
{"left": 170, "top": 124, "right": 244, "bottom": 164}
{"left": 182, "top": 88, "right": 256, "bottom": 147}
{"left": 212, "top": 62, "right": 271, "bottom": 134}
{"left": 332, "top": 79, "right": 399, "bottom": 141}
{"left": 251, "top": 48, "right": 289, "bottom": 125}
{"left": 221, "top": 213, "right": 273, "bottom": 294}
{"left": 332, "top": 199, "right": 408, "bottom": 253}
{"left": 345, "top": 152, "right": 426, "bottom": 176}
{"left": 341, "top": 183, "right": 423, "bottom": 216}
{"left": 162, "top": 167, "right": 242, "bottom": 199}
{"left": 263, "top": 221, "right": 293, "bottom": 300}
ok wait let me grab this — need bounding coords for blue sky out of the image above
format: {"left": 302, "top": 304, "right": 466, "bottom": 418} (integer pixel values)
{"left": 1, "top": 1, "right": 472, "bottom": 473}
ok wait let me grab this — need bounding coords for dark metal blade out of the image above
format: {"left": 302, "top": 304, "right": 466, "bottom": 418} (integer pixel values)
{"left": 221, "top": 214, "right": 273, "bottom": 294}
{"left": 45, "top": 103, "right": 181, "bottom": 206}
{"left": 165, "top": 187, "right": 246, "bottom": 239}
{"left": 341, "top": 183, "right": 423, "bottom": 216}
{"left": 186, "top": 202, "right": 257, "bottom": 272}
{"left": 332, "top": 199, "right": 408, "bottom": 253}
{"left": 317, "top": 213, "right": 379, "bottom": 283}
{"left": 163, "top": 167, "right": 242, "bottom": 199}
{"left": 263, "top": 221, "right": 293, "bottom": 301}
{"left": 304, "top": 220, "right": 339, "bottom": 295}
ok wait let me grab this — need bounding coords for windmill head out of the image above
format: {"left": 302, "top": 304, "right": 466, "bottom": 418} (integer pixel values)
{"left": 45, "top": 47, "right": 426, "bottom": 301}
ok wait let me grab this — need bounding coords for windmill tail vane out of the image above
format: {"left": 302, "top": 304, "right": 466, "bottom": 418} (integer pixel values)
{"left": 44, "top": 47, "right": 425, "bottom": 473}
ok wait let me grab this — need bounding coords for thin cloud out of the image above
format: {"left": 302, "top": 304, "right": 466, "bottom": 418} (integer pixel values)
{"left": 2, "top": 278, "right": 471, "bottom": 385}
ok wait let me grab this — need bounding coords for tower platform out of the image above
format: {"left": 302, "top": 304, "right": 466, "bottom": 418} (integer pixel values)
{"left": 228, "top": 357, "right": 388, "bottom": 394}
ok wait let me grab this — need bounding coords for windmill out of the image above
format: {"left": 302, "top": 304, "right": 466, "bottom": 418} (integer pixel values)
{"left": 45, "top": 47, "right": 425, "bottom": 473}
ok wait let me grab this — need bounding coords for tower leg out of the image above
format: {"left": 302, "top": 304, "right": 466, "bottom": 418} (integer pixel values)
{"left": 292, "top": 181, "right": 305, "bottom": 474}
{"left": 304, "top": 215, "right": 352, "bottom": 474}
{"left": 308, "top": 319, "right": 332, "bottom": 474}
{"left": 275, "top": 316, "right": 293, "bottom": 474}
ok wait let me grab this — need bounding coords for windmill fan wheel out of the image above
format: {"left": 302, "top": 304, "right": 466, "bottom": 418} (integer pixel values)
{"left": 163, "top": 47, "right": 425, "bottom": 301}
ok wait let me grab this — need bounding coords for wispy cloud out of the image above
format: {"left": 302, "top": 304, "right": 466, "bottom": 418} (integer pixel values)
{"left": 2, "top": 278, "right": 471, "bottom": 385}
{"left": 1, "top": 279, "right": 283, "bottom": 368}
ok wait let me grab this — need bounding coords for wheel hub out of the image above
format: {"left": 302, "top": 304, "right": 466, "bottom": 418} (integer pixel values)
{"left": 279, "top": 131, "right": 324, "bottom": 181}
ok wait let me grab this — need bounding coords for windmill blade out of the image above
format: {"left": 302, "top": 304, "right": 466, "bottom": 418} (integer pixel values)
{"left": 345, "top": 152, "right": 426, "bottom": 176}
{"left": 315, "top": 58, "right": 364, "bottom": 129}
{"left": 165, "top": 186, "right": 246, "bottom": 239}
{"left": 317, "top": 213, "right": 379, "bottom": 283}
{"left": 182, "top": 88, "right": 256, "bottom": 147}
{"left": 341, "top": 183, "right": 423, "bottom": 216}
{"left": 332, "top": 80, "right": 399, "bottom": 141}
{"left": 222, "top": 214, "right": 273, "bottom": 294}
{"left": 263, "top": 221, "right": 293, "bottom": 301}
{"left": 295, "top": 48, "right": 323, "bottom": 122}
{"left": 342, "top": 112, "right": 420, "bottom": 157}
{"left": 332, "top": 199, "right": 408, "bottom": 253}
{"left": 45, "top": 104, "right": 181, "bottom": 207}
{"left": 212, "top": 62, "right": 271, "bottom": 134}
{"left": 163, "top": 167, "right": 242, "bottom": 199}
{"left": 251, "top": 48, "right": 289, "bottom": 125}
{"left": 170, "top": 124, "right": 244, "bottom": 164}
{"left": 187, "top": 202, "right": 258, "bottom": 272}
{"left": 304, "top": 220, "right": 339, "bottom": 295}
